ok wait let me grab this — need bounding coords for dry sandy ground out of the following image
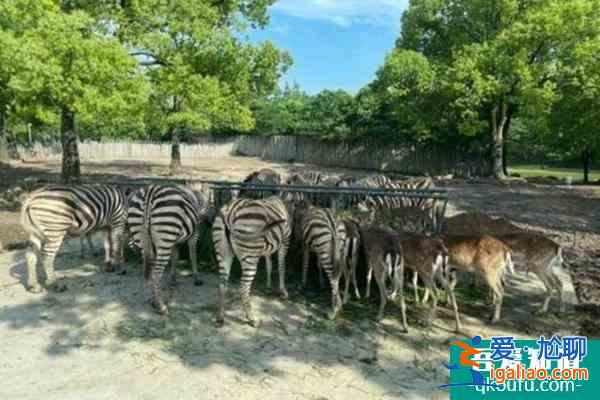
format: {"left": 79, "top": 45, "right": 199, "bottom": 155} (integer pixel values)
{"left": 0, "top": 156, "right": 596, "bottom": 400}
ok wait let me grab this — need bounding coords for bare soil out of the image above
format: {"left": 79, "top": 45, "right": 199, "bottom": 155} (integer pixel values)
{"left": 0, "top": 157, "right": 598, "bottom": 400}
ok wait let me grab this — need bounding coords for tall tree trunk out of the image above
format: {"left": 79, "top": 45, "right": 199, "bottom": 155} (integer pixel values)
{"left": 582, "top": 148, "right": 592, "bottom": 184}
{"left": 502, "top": 109, "right": 513, "bottom": 176}
{"left": 491, "top": 102, "right": 509, "bottom": 180}
{"left": 0, "top": 107, "right": 5, "bottom": 138}
{"left": 169, "top": 127, "right": 182, "bottom": 173}
{"left": 61, "top": 106, "right": 80, "bottom": 183}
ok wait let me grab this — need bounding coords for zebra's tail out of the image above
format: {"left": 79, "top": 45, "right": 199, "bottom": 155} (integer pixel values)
{"left": 20, "top": 193, "right": 44, "bottom": 241}
{"left": 141, "top": 194, "right": 155, "bottom": 281}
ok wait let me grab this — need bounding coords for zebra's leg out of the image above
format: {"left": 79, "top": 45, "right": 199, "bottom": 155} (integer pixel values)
{"left": 26, "top": 236, "right": 43, "bottom": 293}
{"left": 277, "top": 241, "right": 289, "bottom": 300}
{"left": 167, "top": 246, "right": 179, "bottom": 288}
{"left": 265, "top": 255, "right": 273, "bottom": 291}
{"left": 80, "top": 237, "right": 86, "bottom": 259}
{"left": 328, "top": 274, "right": 342, "bottom": 320}
{"left": 187, "top": 234, "right": 202, "bottom": 286}
{"left": 150, "top": 256, "right": 170, "bottom": 315}
{"left": 110, "top": 226, "right": 127, "bottom": 275}
{"left": 214, "top": 217, "right": 234, "bottom": 327}
{"left": 240, "top": 257, "right": 260, "bottom": 327}
{"left": 350, "top": 241, "right": 361, "bottom": 300}
{"left": 103, "top": 228, "right": 115, "bottom": 273}
{"left": 342, "top": 259, "right": 351, "bottom": 305}
{"left": 42, "top": 234, "right": 67, "bottom": 292}
{"left": 86, "top": 234, "right": 98, "bottom": 257}
{"left": 318, "top": 265, "right": 325, "bottom": 289}
{"left": 301, "top": 246, "right": 309, "bottom": 289}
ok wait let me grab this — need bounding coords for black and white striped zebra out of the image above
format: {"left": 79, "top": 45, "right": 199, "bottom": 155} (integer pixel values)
{"left": 300, "top": 205, "right": 346, "bottom": 319}
{"left": 239, "top": 169, "right": 282, "bottom": 199}
{"left": 338, "top": 217, "right": 362, "bottom": 303}
{"left": 127, "top": 184, "right": 209, "bottom": 315}
{"left": 213, "top": 196, "right": 291, "bottom": 327}
{"left": 20, "top": 184, "right": 129, "bottom": 293}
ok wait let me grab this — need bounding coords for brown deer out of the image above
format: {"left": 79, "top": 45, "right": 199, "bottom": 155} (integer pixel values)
{"left": 437, "top": 235, "right": 514, "bottom": 324}
{"left": 497, "top": 233, "right": 564, "bottom": 313}
{"left": 360, "top": 226, "right": 408, "bottom": 331}
{"left": 400, "top": 233, "right": 461, "bottom": 331}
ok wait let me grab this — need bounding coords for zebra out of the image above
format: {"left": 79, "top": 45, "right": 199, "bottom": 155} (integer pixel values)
{"left": 300, "top": 205, "right": 346, "bottom": 319}
{"left": 239, "top": 169, "right": 282, "bottom": 199}
{"left": 213, "top": 196, "right": 292, "bottom": 327}
{"left": 127, "top": 184, "right": 209, "bottom": 315}
{"left": 20, "top": 184, "right": 129, "bottom": 293}
{"left": 338, "top": 217, "right": 362, "bottom": 303}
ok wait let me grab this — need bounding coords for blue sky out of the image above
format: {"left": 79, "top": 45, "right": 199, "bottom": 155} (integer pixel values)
{"left": 248, "top": 0, "right": 409, "bottom": 94}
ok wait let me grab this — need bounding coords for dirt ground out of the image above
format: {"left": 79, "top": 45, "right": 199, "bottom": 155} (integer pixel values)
{"left": 0, "top": 156, "right": 598, "bottom": 400}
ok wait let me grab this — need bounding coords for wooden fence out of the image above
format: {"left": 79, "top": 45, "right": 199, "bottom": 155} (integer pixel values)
{"left": 1, "top": 135, "right": 492, "bottom": 176}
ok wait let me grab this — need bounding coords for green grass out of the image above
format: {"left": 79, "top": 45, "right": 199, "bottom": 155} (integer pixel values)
{"left": 509, "top": 164, "right": 600, "bottom": 182}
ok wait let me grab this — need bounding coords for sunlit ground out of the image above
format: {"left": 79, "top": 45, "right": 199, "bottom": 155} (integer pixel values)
{"left": 509, "top": 164, "right": 600, "bottom": 182}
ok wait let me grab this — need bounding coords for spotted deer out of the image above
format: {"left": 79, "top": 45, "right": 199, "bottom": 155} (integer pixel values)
{"left": 438, "top": 235, "right": 514, "bottom": 324}
{"left": 400, "top": 233, "right": 461, "bottom": 331}
{"left": 360, "top": 226, "right": 408, "bottom": 330}
{"left": 497, "top": 233, "right": 564, "bottom": 313}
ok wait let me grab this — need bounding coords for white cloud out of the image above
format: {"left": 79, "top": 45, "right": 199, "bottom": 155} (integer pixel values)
{"left": 272, "top": 0, "right": 408, "bottom": 27}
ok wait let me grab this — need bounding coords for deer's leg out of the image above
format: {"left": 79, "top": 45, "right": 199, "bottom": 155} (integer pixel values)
{"left": 537, "top": 272, "right": 554, "bottom": 313}
{"left": 374, "top": 263, "right": 387, "bottom": 321}
{"left": 412, "top": 270, "right": 420, "bottom": 304}
{"left": 486, "top": 271, "right": 504, "bottom": 324}
{"left": 365, "top": 261, "right": 374, "bottom": 299}
{"left": 439, "top": 273, "right": 462, "bottom": 332}
{"left": 549, "top": 271, "right": 565, "bottom": 313}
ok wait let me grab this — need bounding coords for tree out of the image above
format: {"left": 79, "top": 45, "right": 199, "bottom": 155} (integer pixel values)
{"left": 395, "top": 0, "right": 600, "bottom": 179}
{"left": 550, "top": 38, "right": 600, "bottom": 183}
{"left": 107, "top": 0, "right": 291, "bottom": 172}
{"left": 2, "top": 0, "right": 149, "bottom": 181}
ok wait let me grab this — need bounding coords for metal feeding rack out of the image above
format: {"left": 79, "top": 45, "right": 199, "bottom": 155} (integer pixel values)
{"left": 47, "top": 176, "right": 449, "bottom": 232}
{"left": 208, "top": 181, "right": 449, "bottom": 233}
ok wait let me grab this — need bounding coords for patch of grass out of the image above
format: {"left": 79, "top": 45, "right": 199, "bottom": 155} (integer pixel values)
{"left": 509, "top": 164, "right": 600, "bottom": 182}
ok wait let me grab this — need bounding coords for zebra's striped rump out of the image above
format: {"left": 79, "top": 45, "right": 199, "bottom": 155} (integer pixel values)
{"left": 213, "top": 196, "right": 291, "bottom": 327}
{"left": 300, "top": 205, "right": 346, "bottom": 319}
{"left": 127, "top": 184, "right": 208, "bottom": 315}
{"left": 21, "top": 184, "right": 129, "bottom": 293}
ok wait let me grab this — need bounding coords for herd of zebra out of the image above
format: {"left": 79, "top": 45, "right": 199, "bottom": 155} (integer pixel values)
{"left": 19, "top": 168, "right": 564, "bottom": 332}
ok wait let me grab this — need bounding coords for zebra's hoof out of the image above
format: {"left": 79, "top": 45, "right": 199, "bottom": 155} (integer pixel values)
{"left": 193, "top": 276, "right": 204, "bottom": 286}
{"left": 215, "top": 318, "right": 225, "bottom": 328}
{"left": 104, "top": 263, "right": 115, "bottom": 273}
{"left": 247, "top": 318, "right": 260, "bottom": 328}
{"left": 327, "top": 311, "right": 338, "bottom": 321}
{"left": 116, "top": 268, "right": 127, "bottom": 276}
{"left": 49, "top": 282, "right": 68, "bottom": 293}
{"left": 153, "top": 302, "right": 168, "bottom": 316}
{"left": 27, "top": 284, "right": 43, "bottom": 294}
{"left": 279, "top": 289, "right": 289, "bottom": 300}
